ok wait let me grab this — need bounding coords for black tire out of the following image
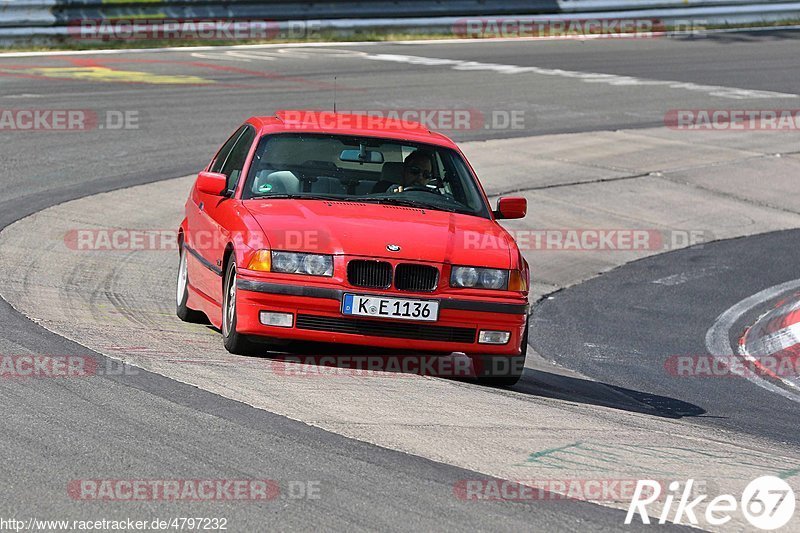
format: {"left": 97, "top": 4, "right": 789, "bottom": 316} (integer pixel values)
{"left": 472, "top": 316, "right": 529, "bottom": 388}
{"left": 176, "top": 246, "right": 206, "bottom": 323}
{"left": 222, "top": 259, "right": 257, "bottom": 355}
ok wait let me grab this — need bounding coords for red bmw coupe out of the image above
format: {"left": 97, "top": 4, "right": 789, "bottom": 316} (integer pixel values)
{"left": 177, "top": 111, "right": 530, "bottom": 385}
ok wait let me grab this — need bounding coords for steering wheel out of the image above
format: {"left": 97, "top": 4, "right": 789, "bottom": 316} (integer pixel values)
{"left": 402, "top": 185, "right": 441, "bottom": 195}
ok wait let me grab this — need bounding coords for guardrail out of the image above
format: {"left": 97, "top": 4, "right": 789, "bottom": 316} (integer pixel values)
{"left": 0, "top": 0, "right": 54, "bottom": 27}
{"left": 52, "top": 0, "right": 565, "bottom": 20}
{"left": 1, "top": 0, "right": 799, "bottom": 45}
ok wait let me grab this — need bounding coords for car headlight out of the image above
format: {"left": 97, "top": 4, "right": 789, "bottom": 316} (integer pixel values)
{"left": 272, "top": 251, "right": 333, "bottom": 277}
{"left": 450, "top": 266, "right": 509, "bottom": 290}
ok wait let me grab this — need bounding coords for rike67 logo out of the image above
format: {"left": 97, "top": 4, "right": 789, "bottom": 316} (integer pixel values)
{"left": 626, "top": 476, "right": 795, "bottom": 530}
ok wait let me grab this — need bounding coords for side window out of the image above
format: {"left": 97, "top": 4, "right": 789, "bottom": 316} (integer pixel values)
{"left": 220, "top": 126, "right": 256, "bottom": 193}
{"left": 210, "top": 126, "right": 246, "bottom": 174}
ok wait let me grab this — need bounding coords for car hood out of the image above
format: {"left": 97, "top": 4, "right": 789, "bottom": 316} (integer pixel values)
{"left": 244, "top": 199, "right": 513, "bottom": 268}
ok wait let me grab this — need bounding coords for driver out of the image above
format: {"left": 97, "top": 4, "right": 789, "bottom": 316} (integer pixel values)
{"left": 400, "top": 150, "right": 434, "bottom": 189}
{"left": 372, "top": 150, "right": 435, "bottom": 194}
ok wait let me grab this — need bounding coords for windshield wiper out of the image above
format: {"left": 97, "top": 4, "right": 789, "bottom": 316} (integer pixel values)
{"left": 362, "top": 197, "right": 472, "bottom": 214}
{"left": 251, "top": 194, "right": 476, "bottom": 215}
{"left": 250, "top": 194, "right": 344, "bottom": 201}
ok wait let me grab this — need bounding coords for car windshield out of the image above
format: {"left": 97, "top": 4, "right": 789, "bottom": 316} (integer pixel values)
{"left": 242, "top": 133, "right": 491, "bottom": 218}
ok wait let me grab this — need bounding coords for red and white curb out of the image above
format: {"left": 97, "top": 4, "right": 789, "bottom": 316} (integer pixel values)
{"left": 706, "top": 279, "right": 800, "bottom": 404}
{"left": 738, "top": 292, "right": 800, "bottom": 392}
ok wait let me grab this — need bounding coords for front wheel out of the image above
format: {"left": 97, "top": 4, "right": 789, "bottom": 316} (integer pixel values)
{"left": 222, "top": 259, "right": 256, "bottom": 355}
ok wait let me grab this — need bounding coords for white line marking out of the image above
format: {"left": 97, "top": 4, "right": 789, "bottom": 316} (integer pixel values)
{"left": 224, "top": 51, "right": 278, "bottom": 61}
{"left": 1, "top": 93, "right": 45, "bottom": 99}
{"left": 360, "top": 53, "right": 797, "bottom": 99}
{"left": 185, "top": 46, "right": 796, "bottom": 102}
{"left": 652, "top": 266, "right": 728, "bottom": 286}
{"left": 705, "top": 279, "right": 800, "bottom": 404}
{"left": 190, "top": 52, "right": 250, "bottom": 61}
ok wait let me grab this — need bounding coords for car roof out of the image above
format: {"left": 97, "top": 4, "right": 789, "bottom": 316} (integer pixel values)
{"left": 246, "top": 111, "right": 460, "bottom": 149}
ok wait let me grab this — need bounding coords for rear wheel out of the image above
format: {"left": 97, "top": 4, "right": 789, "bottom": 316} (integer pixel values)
{"left": 176, "top": 246, "right": 206, "bottom": 323}
{"left": 222, "top": 259, "right": 257, "bottom": 355}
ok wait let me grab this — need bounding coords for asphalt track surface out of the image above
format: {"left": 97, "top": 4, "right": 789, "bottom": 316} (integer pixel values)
{"left": 1, "top": 31, "right": 799, "bottom": 530}
{"left": 532, "top": 229, "right": 800, "bottom": 446}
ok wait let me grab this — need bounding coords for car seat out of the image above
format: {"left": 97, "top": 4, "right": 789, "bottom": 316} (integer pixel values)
{"left": 370, "top": 162, "right": 405, "bottom": 194}
{"left": 252, "top": 170, "right": 301, "bottom": 195}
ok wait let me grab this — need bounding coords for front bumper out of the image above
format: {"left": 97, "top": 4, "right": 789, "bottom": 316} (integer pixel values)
{"left": 235, "top": 273, "right": 528, "bottom": 355}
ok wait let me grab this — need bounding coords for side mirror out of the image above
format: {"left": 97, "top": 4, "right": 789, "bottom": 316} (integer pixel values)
{"left": 196, "top": 171, "right": 228, "bottom": 196}
{"left": 495, "top": 197, "right": 527, "bottom": 219}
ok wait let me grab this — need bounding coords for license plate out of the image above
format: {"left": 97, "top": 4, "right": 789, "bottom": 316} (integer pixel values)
{"left": 342, "top": 294, "right": 439, "bottom": 322}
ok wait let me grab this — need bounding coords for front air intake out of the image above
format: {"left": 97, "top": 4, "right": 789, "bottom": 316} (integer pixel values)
{"left": 395, "top": 264, "right": 439, "bottom": 292}
{"left": 347, "top": 260, "right": 393, "bottom": 289}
